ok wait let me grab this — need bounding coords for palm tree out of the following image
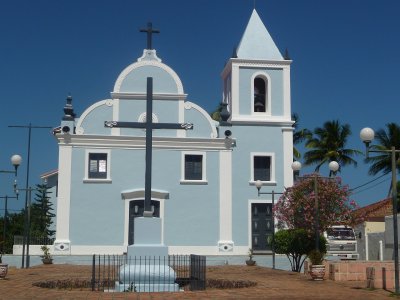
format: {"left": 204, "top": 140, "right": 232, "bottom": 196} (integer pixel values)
{"left": 292, "top": 113, "right": 311, "bottom": 160}
{"left": 366, "top": 122, "right": 400, "bottom": 195}
{"left": 304, "top": 120, "right": 361, "bottom": 175}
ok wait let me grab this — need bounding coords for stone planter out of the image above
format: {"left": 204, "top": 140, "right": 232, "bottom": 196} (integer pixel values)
{"left": 309, "top": 264, "right": 325, "bottom": 281}
{"left": 41, "top": 258, "right": 53, "bottom": 265}
{"left": 246, "top": 259, "right": 256, "bottom": 266}
{"left": 0, "top": 263, "right": 8, "bottom": 279}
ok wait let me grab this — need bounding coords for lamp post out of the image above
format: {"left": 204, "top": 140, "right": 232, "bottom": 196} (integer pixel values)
{"left": 13, "top": 182, "right": 39, "bottom": 269}
{"left": 291, "top": 160, "right": 339, "bottom": 251}
{"left": 254, "top": 181, "right": 282, "bottom": 269}
{"left": 0, "top": 154, "right": 21, "bottom": 255}
{"left": 360, "top": 127, "right": 400, "bottom": 294}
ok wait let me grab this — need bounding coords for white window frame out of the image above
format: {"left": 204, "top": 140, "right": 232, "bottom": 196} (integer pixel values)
{"left": 251, "top": 72, "right": 271, "bottom": 116}
{"left": 180, "top": 151, "right": 207, "bottom": 185}
{"left": 84, "top": 149, "right": 112, "bottom": 183}
{"left": 249, "top": 152, "right": 276, "bottom": 186}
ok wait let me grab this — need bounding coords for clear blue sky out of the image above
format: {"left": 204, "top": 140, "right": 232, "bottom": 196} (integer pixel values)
{"left": 1, "top": 0, "right": 399, "bottom": 215}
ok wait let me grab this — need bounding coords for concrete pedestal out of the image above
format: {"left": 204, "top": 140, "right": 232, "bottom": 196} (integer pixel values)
{"left": 116, "top": 217, "right": 179, "bottom": 292}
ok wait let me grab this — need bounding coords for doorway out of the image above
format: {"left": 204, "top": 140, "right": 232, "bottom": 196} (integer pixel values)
{"left": 128, "top": 200, "right": 160, "bottom": 245}
{"left": 251, "top": 203, "right": 273, "bottom": 251}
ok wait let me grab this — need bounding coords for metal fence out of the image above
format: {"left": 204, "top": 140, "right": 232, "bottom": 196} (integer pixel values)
{"left": 91, "top": 254, "right": 206, "bottom": 292}
{"left": 13, "top": 235, "right": 55, "bottom": 245}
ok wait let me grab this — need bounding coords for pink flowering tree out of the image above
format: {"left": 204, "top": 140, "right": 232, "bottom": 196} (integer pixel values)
{"left": 273, "top": 174, "right": 362, "bottom": 271}
{"left": 275, "top": 174, "right": 361, "bottom": 233}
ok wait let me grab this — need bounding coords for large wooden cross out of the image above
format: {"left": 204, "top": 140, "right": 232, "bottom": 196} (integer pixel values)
{"left": 105, "top": 77, "right": 193, "bottom": 216}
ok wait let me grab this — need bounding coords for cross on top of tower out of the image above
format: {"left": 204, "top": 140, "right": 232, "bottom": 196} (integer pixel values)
{"left": 140, "top": 22, "right": 160, "bottom": 50}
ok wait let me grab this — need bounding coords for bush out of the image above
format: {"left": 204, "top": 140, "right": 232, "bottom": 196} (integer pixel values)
{"left": 274, "top": 229, "right": 326, "bottom": 272}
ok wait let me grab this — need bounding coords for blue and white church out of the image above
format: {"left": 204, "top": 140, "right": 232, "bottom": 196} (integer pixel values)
{"left": 50, "top": 9, "right": 294, "bottom": 256}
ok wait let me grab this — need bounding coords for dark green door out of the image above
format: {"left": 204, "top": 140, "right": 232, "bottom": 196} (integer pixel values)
{"left": 251, "top": 203, "right": 273, "bottom": 251}
{"left": 128, "top": 200, "right": 160, "bottom": 245}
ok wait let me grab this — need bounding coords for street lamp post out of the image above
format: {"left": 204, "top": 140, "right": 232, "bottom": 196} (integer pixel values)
{"left": 360, "top": 127, "right": 400, "bottom": 294}
{"left": 0, "top": 154, "right": 21, "bottom": 255}
{"left": 254, "top": 181, "right": 282, "bottom": 269}
{"left": 13, "top": 183, "right": 39, "bottom": 269}
{"left": 291, "top": 161, "right": 339, "bottom": 251}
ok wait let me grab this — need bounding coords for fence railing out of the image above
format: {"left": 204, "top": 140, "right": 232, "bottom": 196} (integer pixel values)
{"left": 91, "top": 254, "right": 206, "bottom": 292}
{"left": 13, "top": 235, "right": 55, "bottom": 246}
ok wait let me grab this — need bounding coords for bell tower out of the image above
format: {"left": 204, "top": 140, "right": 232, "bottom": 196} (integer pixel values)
{"left": 221, "top": 9, "right": 292, "bottom": 124}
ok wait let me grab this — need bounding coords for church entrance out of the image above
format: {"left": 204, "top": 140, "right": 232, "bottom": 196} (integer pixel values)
{"left": 251, "top": 203, "right": 273, "bottom": 251}
{"left": 128, "top": 200, "right": 160, "bottom": 245}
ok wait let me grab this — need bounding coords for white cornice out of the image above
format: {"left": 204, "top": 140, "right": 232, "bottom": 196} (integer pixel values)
{"left": 230, "top": 116, "right": 294, "bottom": 127}
{"left": 111, "top": 92, "right": 187, "bottom": 100}
{"left": 221, "top": 58, "right": 292, "bottom": 78}
{"left": 55, "top": 134, "right": 233, "bottom": 151}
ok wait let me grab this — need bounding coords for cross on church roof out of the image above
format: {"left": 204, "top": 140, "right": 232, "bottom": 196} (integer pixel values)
{"left": 140, "top": 22, "right": 160, "bottom": 50}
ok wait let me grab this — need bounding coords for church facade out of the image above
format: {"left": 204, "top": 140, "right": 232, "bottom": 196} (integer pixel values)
{"left": 51, "top": 9, "right": 294, "bottom": 256}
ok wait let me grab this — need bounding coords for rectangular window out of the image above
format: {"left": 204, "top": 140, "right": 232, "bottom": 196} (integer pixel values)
{"left": 253, "top": 156, "right": 271, "bottom": 181}
{"left": 88, "top": 153, "right": 108, "bottom": 179}
{"left": 185, "top": 155, "right": 203, "bottom": 180}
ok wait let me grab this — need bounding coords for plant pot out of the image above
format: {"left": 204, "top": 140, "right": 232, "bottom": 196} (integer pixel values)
{"left": 246, "top": 259, "right": 256, "bottom": 266}
{"left": 0, "top": 263, "right": 8, "bottom": 279}
{"left": 42, "top": 258, "right": 53, "bottom": 265}
{"left": 309, "top": 264, "right": 325, "bottom": 281}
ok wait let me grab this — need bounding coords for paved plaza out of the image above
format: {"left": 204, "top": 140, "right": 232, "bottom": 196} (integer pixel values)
{"left": 0, "top": 263, "right": 394, "bottom": 299}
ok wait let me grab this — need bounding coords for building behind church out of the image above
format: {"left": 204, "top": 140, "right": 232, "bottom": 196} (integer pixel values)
{"left": 46, "top": 9, "right": 294, "bottom": 256}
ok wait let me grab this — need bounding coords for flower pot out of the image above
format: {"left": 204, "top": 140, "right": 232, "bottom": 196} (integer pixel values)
{"left": 42, "top": 258, "right": 53, "bottom": 264}
{"left": 309, "top": 264, "right": 325, "bottom": 281}
{"left": 246, "top": 259, "right": 256, "bottom": 266}
{"left": 0, "top": 263, "right": 8, "bottom": 279}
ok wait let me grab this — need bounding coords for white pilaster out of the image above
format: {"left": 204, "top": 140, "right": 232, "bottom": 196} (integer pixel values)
{"left": 282, "top": 127, "right": 294, "bottom": 187}
{"left": 283, "top": 66, "right": 291, "bottom": 118}
{"left": 55, "top": 145, "right": 72, "bottom": 243}
{"left": 218, "top": 149, "right": 233, "bottom": 251}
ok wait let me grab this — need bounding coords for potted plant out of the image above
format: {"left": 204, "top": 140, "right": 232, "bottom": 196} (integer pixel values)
{"left": 0, "top": 252, "right": 8, "bottom": 279}
{"left": 40, "top": 245, "right": 53, "bottom": 264}
{"left": 246, "top": 248, "right": 256, "bottom": 266}
{"left": 308, "top": 249, "right": 326, "bottom": 280}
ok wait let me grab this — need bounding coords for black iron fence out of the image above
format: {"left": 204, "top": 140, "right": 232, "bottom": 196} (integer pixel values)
{"left": 91, "top": 254, "right": 206, "bottom": 292}
{"left": 13, "top": 235, "right": 55, "bottom": 245}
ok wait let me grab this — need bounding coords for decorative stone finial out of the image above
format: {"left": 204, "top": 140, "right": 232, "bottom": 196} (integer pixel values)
{"left": 62, "top": 95, "right": 76, "bottom": 121}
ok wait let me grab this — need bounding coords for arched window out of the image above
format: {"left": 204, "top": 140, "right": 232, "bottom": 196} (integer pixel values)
{"left": 254, "top": 77, "right": 267, "bottom": 112}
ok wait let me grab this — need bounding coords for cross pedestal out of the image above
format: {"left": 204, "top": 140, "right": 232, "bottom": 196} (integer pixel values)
{"left": 115, "top": 217, "right": 179, "bottom": 292}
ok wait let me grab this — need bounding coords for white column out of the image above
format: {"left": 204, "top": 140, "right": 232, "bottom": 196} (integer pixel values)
{"left": 282, "top": 127, "right": 294, "bottom": 187}
{"left": 218, "top": 149, "right": 234, "bottom": 251}
{"left": 55, "top": 145, "right": 72, "bottom": 243}
{"left": 282, "top": 66, "right": 291, "bottom": 118}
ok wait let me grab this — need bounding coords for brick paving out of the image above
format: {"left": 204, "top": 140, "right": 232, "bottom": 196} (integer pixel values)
{"left": 0, "top": 264, "right": 395, "bottom": 299}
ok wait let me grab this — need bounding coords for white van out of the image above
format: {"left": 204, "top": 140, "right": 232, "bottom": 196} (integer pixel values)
{"left": 324, "top": 225, "right": 359, "bottom": 260}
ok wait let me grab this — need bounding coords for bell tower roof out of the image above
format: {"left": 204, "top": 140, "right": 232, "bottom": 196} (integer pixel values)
{"left": 236, "top": 9, "right": 283, "bottom": 60}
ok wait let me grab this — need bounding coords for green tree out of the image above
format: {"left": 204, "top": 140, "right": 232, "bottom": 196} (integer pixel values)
{"left": 274, "top": 229, "right": 326, "bottom": 272}
{"left": 210, "top": 103, "right": 223, "bottom": 121}
{"left": 0, "top": 210, "right": 25, "bottom": 254}
{"left": 30, "top": 184, "right": 55, "bottom": 238}
{"left": 292, "top": 113, "right": 311, "bottom": 160}
{"left": 365, "top": 122, "right": 400, "bottom": 195}
{"left": 304, "top": 120, "right": 361, "bottom": 176}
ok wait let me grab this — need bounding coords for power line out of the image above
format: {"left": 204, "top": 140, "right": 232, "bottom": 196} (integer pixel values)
{"left": 351, "top": 177, "right": 390, "bottom": 196}
{"left": 349, "top": 173, "right": 390, "bottom": 192}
